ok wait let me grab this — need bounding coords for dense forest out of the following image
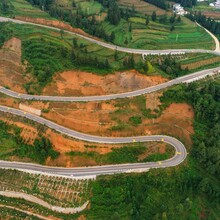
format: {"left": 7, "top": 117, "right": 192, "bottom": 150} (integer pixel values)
{"left": 23, "top": 39, "right": 110, "bottom": 88}
{"left": 170, "top": 0, "right": 197, "bottom": 8}
{"left": 86, "top": 81, "right": 220, "bottom": 219}
{"left": 187, "top": 12, "right": 220, "bottom": 36}
{"left": 144, "top": 0, "right": 169, "bottom": 10}
{"left": 144, "top": 0, "right": 196, "bottom": 10}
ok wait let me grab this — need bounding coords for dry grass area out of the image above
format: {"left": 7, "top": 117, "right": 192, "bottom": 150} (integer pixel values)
{"left": 0, "top": 38, "right": 32, "bottom": 93}
{"left": 118, "top": 0, "right": 166, "bottom": 15}
{"left": 43, "top": 70, "right": 167, "bottom": 96}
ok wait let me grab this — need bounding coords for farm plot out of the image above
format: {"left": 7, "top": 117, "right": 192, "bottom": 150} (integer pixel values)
{"left": 101, "top": 16, "right": 214, "bottom": 50}
{"left": 179, "top": 53, "right": 220, "bottom": 70}
{"left": 1, "top": 0, "right": 54, "bottom": 19}
{"left": 0, "top": 169, "right": 93, "bottom": 208}
{"left": 118, "top": 0, "right": 166, "bottom": 16}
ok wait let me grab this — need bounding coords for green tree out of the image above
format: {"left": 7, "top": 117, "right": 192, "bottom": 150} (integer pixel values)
{"left": 114, "top": 50, "right": 119, "bottom": 61}
{"left": 170, "top": 25, "right": 175, "bottom": 31}
{"left": 146, "top": 16, "right": 150, "bottom": 25}
{"left": 151, "top": 11, "right": 157, "bottom": 21}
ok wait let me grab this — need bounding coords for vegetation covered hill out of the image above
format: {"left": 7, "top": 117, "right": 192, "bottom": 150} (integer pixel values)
{"left": 0, "top": 0, "right": 215, "bottom": 49}
{"left": 85, "top": 80, "right": 220, "bottom": 219}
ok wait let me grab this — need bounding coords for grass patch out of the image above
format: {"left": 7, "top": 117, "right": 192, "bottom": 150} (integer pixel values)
{"left": 129, "top": 116, "right": 142, "bottom": 125}
{"left": 67, "top": 143, "right": 174, "bottom": 165}
{"left": 0, "top": 120, "right": 59, "bottom": 164}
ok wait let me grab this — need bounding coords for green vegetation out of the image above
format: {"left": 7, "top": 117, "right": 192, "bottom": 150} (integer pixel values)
{"left": 129, "top": 115, "right": 142, "bottom": 125}
{"left": 193, "top": 1, "right": 220, "bottom": 14}
{"left": 23, "top": 38, "right": 110, "bottom": 88}
{"left": 0, "top": 23, "right": 13, "bottom": 47}
{"left": 83, "top": 81, "right": 220, "bottom": 219}
{"left": 110, "top": 95, "right": 166, "bottom": 132}
{"left": 161, "top": 82, "right": 220, "bottom": 177}
{"left": 5, "top": 0, "right": 213, "bottom": 50}
{"left": 0, "top": 120, "right": 59, "bottom": 164}
{"left": 67, "top": 144, "right": 173, "bottom": 165}
{"left": 0, "top": 206, "right": 40, "bottom": 220}
{"left": 88, "top": 163, "right": 220, "bottom": 219}
{"left": 143, "top": 152, "right": 171, "bottom": 162}
{"left": 0, "top": 169, "right": 92, "bottom": 208}
{"left": 15, "top": 137, "right": 59, "bottom": 164}
{"left": 0, "top": 0, "right": 54, "bottom": 19}
{"left": 187, "top": 11, "right": 220, "bottom": 37}
{"left": 0, "top": 195, "right": 80, "bottom": 219}
{"left": 67, "top": 145, "right": 146, "bottom": 165}
{"left": 0, "top": 22, "right": 131, "bottom": 93}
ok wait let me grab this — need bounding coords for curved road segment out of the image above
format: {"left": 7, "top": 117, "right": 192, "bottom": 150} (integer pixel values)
{"left": 0, "top": 105, "right": 187, "bottom": 177}
{"left": 1, "top": 15, "right": 214, "bottom": 177}
{"left": 0, "top": 16, "right": 220, "bottom": 56}
{"left": 0, "top": 66, "right": 219, "bottom": 102}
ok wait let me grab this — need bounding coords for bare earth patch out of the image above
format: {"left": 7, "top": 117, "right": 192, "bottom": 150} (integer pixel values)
{"left": 143, "top": 103, "right": 194, "bottom": 147}
{"left": 0, "top": 38, "right": 30, "bottom": 93}
{"left": 43, "top": 70, "right": 167, "bottom": 96}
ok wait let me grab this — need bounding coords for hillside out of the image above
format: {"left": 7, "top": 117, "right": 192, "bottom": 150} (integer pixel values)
{"left": 0, "top": 0, "right": 215, "bottom": 49}
{"left": 0, "top": 0, "right": 219, "bottom": 219}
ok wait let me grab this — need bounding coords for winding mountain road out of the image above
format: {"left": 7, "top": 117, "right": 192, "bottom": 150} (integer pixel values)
{"left": 0, "top": 16, "right": 218, "bottom": 177}
{"left": 0, "top": 105, "right": 187, "bottom": 177}
{"left": 0, "top": 66, "right": 219, "bottom": 102}
{"left": 0, "top": 16, "right": 220, "bottom": 56}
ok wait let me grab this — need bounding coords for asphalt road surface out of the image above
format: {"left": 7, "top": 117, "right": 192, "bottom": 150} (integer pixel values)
{"left": 0, "top": 16, "right": 220, "bottom": 56}
{"left": 0, "top": 105, "right": 187, "bottom": 177}
{"left": 0, "top": 66, "right": 219, "bottom": 102}
{"left": 1, "top": 16, "right": 211, "bottom": 177}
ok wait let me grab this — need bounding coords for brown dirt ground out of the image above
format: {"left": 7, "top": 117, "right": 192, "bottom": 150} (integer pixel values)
{"left": 202, "top": 11, "right": 220, "bottom": 20}
{"left": 43, "top": 70, "right": 167, "bottom": 96}
{"left": 0, "top": 113, "right": 169, "bottom": 167}
{"left": 143, "top": 103, "right": 194, "bottom": 147}
{"left": 0, "top": 38, "right": 32, "bottom": 93}
{"left": 41, "top": 100, "right": 194, "bottom": 146}
{"left": 145, "top": 92, "right": 162, "bottom": 111}
{"left": 0, "top": 93, "right": 194, "bottom": 148}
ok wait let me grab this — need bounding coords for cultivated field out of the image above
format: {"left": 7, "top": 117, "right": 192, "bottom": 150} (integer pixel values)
{"left": 0, "top": 0, "right": 54, "bottom": 19}
{"left": 0, "top": 169, "right": 92, "bottom": 208}
{"left": 1, "top": 0, "right": 215, "bottom": 50}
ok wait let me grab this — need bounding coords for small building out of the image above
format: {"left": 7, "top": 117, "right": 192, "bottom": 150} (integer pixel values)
{"left": 173, "top": 3, "right": 187, "bottom": 16}
{"left": 210, "top": 0, "right": 220, "bottom": 9}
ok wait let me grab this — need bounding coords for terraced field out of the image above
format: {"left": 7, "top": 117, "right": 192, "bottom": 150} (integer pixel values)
{"left": 0, "top": 169, "right": 93, "bottom": 208}
{"left": 118, "top": 0, "right": 166, "bottom": 15}
{"left": 101, "top": 16, "right": 214, "bottom": 49}
{"left": 1, "top": 0, "right": 215, "bottom": 50}
{"left": 0, "top": 0, "right": 54, "bottom": 19}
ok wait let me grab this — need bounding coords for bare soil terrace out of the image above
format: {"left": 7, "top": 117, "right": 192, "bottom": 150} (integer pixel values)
{"left": 0, "top": 38, "right": 32, "bottom": 93}
{"left": 43, "top": 70, "right": 167, "bottom": 96}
